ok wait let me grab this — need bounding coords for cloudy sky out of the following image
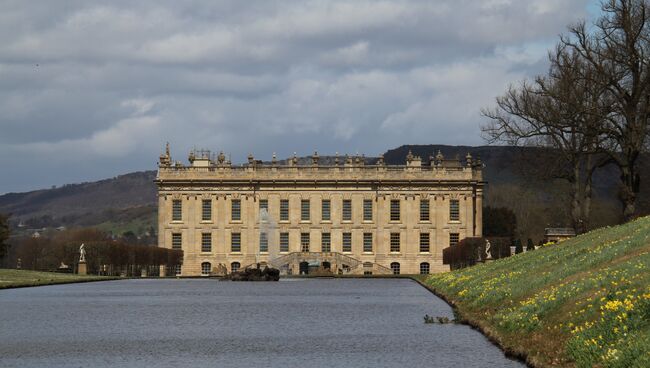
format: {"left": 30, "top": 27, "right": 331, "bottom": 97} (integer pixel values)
{"left": 0, "top": 0, "right": 600, "bottom": 194}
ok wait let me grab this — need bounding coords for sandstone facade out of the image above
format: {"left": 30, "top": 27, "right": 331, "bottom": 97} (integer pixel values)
{"left": 156, "top": 146, "right": 485, "bottom": 276}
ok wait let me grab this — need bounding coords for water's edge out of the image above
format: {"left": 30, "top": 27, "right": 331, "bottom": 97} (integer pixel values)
{"left": 0, "top": 276, "right": 120, "bottom": 290}
{"left": 411, "top": 277, "right": 534, "bottom": 368}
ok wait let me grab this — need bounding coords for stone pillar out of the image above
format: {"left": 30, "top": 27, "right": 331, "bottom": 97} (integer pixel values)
{"left": 159, "top": 265, "right": 167, "bottom": 277}
{"left": 78, "top": 261, "right": 87, "bottom": 275}
{"left": 475, "top": 188, "right": 483, "bottom": 237}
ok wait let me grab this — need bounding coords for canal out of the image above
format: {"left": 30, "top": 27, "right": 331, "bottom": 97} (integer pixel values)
{"left": 0, "top": 278, "right": 523, "bottom": 367}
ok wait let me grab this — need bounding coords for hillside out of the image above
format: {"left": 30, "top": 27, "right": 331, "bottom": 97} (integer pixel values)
{"left": 0, "top": 171, "right": 157, "bottom": 236}
{"left": 425, "top": 216, "right": 650, "bottom": 368}
{"left": 0, "top": 145, "right": 647, "bottom": 240}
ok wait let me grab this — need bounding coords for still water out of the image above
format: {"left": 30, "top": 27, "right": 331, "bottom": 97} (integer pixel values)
{"left": 0, "top": 278, "right": 524, "bottom": 368}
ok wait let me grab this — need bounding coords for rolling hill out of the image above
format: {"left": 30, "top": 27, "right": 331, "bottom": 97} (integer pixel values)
{"left": 425, "top": 215, "right": 650, "bottom": 367}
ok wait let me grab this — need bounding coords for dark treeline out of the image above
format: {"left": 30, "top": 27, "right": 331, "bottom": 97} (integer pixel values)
{"left": 444, "top": 207, "right": 519, "bottom": 269}
{"left": 443, "top": 237, "right": 513, "bottom": 270}
{"left": 2, "top": 227, "right": 181, "bottom": 276}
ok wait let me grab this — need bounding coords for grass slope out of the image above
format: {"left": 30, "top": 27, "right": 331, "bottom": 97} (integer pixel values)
{"left": 0, "top": 269, "right": 117, "bottom": 289}
{"left": 425, "top": 216, "right": 650, "bottom": 368}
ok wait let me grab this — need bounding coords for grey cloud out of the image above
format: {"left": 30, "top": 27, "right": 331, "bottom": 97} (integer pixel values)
{"left": 0, "top": 0, "right": 594, "bottom": 193}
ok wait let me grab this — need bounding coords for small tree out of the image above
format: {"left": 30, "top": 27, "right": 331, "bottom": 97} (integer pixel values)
{"left": 515, "top": 239, "right": 523, "bottom": 254}
{"left": 0, "top": 214, "right": 10, "bottom": 263}
{"left": 526, "top": 238, "right": 535, "bottom": 251}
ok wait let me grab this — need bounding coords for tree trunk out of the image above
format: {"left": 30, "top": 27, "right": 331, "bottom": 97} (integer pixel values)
{"left": 582, "top": 154, "right": 593, "bottom": 233}
{"left": 571, "top": 163, "right": 584, "bottom": 233}
{"left": 619, "top": 163, "right": 639, "bottom": 221}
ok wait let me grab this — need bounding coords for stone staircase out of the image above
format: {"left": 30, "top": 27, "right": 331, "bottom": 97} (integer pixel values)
{"left": 268, "top": 252, "right": 392, "bottom": 275}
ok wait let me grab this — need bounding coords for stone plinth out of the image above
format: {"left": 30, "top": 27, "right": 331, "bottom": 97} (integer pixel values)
{"left": 78, "top": 261, "right": 87, "bottom": 275}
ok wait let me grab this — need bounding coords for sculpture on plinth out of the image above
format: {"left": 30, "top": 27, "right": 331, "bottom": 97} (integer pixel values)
{"left": 78, "top": 243, "right": 88, "bottom": 275}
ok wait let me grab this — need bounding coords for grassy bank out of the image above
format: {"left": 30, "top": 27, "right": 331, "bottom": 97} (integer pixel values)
{"left": 0, "top": 269, "right": 117, "bottom": 289}
{"left": 425, "top": 216, "right": 650, "bottom": 368}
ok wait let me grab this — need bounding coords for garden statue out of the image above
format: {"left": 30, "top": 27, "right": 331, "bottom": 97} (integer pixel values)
{"left": 79, "top": 243, "right": 86, "bottom": 263}
{"left": 485, "top": 239, "right": 493, "bottom": 260}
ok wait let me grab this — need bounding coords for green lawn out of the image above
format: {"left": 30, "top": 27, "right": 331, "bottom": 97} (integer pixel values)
{"left": 425, "top": 216, "right": 650, "bottom": 368}
{"left": 0, "top": 269, "right": 117, "bottom": 289}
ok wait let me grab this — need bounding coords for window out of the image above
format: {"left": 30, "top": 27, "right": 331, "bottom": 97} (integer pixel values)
{"left": 231, "top": 262, "right": 240, "bottom": 273}
{"left": 172, "top": 199, "right": 182, "bottom": 221}
{"left": 363, "top": 233, "right": 373, "bottom": 252}
{"left": 420, "top": 199, "right": 429, "bottom": 221}
{"left": 300, "top": 233, "right": 310, "bottom": 252}
{"left": 321, "top": 233, "right": 331, "bottom": 252}
{"left": 321, "top": 199, "right": 331, "bottom": 221}
{"left": 342, "top": 199, "right": 352, "bottom": 221}
{"left": 363, "top": 199, "right": 373, "bottom": 221}
{"left": 390, "top": 199, "right": 400, "bottom": 221}
{"left": 390, "top": 262, "right": 400, "bottom": 275}
{"left": 231, "top": 199, "right": 241, "bottom": 221}
{"left": 171, "top": 233, "right": 182, "bottom": 249}
{"left": 201, "top": 262, "right": 211, "bottom": 276}
{"left": 280, "top": 232, "right": 289, "bottom": 252}
{"left": 174, "top": 264, "right": 181, "bottom": 276}
{"left": 260, "top": 233, "right": 268, "bottom": 252}
{"left": 280, "top": 199, "right": 289, "bottom": 221}
{"left": 202, "top": 199, "right": 212, "bottom": 221}
{"left": 259, "top": 199, "right": 268, "bottom": 220}
{"left": 420, "top": 262, "right": 430, "bottom": 275}
{"left": 301, "top": 199, "right": 310, "bottom": 221}
{"left": 450, "top": 199, "right": 460, "bottom": 221}
{"left": 259, "top": 199, "right": 268, "bottom": 212}
{"left": 450, "top": 233, "right": 460, "bottom": 247}
{"left": 201, "top": 233, "right": 211, "bottom": 252}
{"left": 420, "top": 233, "right": 430, "bottom": 253}
{"left": 342, "top": 232, "right": 352, "bottom": 252}
{"left": 390, "top": 232, "right": 400, "bottom": 252}
{"left": 231, "top": 233, "right": 241, "bottom": 252}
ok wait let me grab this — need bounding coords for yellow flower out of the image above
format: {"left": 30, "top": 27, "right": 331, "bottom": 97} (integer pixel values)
{"left": 603, "top": 300, "right": 623, "bottom": 312}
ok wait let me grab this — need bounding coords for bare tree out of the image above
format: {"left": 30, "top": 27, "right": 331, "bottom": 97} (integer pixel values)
{"left": 482, "top": 46, "right": 608, "bottom": 233}
{"left": 561, "top": 0, "right": 650, "bottom": 220}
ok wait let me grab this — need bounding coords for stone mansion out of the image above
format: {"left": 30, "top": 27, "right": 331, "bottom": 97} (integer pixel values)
{"left": 156, "top": 145, "right": 485, "bottom": 276}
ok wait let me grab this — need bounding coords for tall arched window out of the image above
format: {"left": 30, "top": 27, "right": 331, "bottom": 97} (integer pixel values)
{"left": 201, "top": 262, "right": 211, "bottom": 276}
{"left": 420, "top": 262, "right": 430, "bottom": 275}
{"left": 231, "top": 262, "right": 241, "bottom": 273}
{"left": 390, "top": 262, "right": 400, "bottom": 275}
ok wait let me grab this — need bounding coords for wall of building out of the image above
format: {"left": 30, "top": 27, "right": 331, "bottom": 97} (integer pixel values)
{"left": 157, "top": 150, "right": 484, "bottom": 276}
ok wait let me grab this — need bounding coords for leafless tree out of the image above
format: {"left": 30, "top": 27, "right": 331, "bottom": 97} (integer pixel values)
{"left": 482, "top": 45, "right": 608, "bottom": 233}
{"left": 561, "top": 0, "right": 650, "bottom": 220}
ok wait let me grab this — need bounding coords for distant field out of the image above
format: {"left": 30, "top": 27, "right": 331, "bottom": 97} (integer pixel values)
{"left": 425, "top": 216, "right": 650, "bottom": 368}
{"left": 0, "top": 269, "right": 117, "bottom": 289}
